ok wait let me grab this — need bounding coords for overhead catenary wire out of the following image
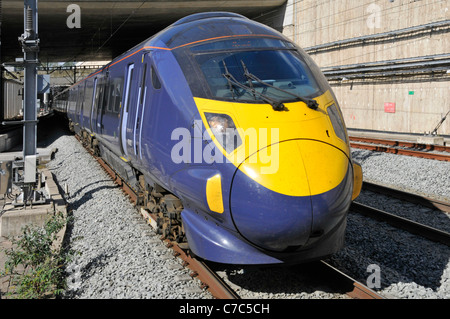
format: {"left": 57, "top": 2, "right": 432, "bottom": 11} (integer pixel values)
{"left": 93, "top": 1, "right": 147, "bottom": 55}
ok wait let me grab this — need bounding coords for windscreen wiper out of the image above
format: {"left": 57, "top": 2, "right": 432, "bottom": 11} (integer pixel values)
{"left": 222, "top": 61, "right": 237, "bottom": 100}
{"left": 240, "top": 60, "right": 319, "bottom": 111}
{"left": 222, "top": 61, "right": 285, "bottom": 111}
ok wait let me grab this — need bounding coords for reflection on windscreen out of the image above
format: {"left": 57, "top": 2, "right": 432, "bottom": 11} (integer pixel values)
{"left": 195, "top": 49, "right": 322, "bottom": 103}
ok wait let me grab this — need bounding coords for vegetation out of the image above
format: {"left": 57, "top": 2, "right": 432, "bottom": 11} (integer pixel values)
{"left": 1, "top": 212, "right": 72, "bottom": 299}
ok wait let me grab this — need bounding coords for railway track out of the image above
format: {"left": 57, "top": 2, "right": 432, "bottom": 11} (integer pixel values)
{"left": 362, "top": 181, "right": 450, "bottom": 213}
{"left": 318, "top": 260, "right": 384, "bottom": 299}
{"left": 352, "top": 182, "right": 450, "bottom": 247}
{"left": 75, "top": 135, "right": 240, "bottom": 299}
{"left": 74, "top": 134, "right": 385, "bottom": 299}
{"left": 349, "top": 136, "right": 450, "bottom": 162}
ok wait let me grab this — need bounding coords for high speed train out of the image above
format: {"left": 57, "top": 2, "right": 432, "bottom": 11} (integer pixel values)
{"left": 53, "top": 12, "right": 363, "bottom": 265}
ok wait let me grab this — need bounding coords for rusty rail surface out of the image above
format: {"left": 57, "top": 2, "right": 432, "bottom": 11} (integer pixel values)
{"left": 349, "top": 136, "right": 450, "bottom": 162}
{"left": 166, "top": 240, "right": 240, "bottom": 299}
{"left": 349, "top": 136, "right": 450, "bottom": 153}
{"left": 350, "top": 142, "right": 450, "bottom": 161}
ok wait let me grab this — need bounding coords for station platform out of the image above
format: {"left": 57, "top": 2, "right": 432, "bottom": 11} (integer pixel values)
{"left": 0, "top": 128, "right": 22, "bottom": 153}
{"left": 0, "top": 147, "right": 56, "bottom": 164}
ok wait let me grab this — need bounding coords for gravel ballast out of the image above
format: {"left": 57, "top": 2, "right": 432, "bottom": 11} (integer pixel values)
{"left": 46, "top": 129, "right": 213, "bottom": 299}
{"left": 45, "top": 125, "right": 450, "bottom": 299}
{"left": 334, "top": 149, "right": 450, "bottom": 299}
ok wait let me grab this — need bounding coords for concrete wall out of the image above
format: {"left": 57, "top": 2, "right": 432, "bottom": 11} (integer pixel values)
{"left": 282, "top": 0, "right": 450, "bottom": 135}
{"left": 332, "top": 80, "right": 449, "bottom": 134}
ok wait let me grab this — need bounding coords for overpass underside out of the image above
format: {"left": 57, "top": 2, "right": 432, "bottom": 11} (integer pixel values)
{"left": 1, "top": 0, "right": 287, "bottom": 63}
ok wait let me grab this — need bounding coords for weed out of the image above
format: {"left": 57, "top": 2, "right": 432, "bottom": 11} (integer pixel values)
{"left": 1, "top": 211, "right": 73, "bottom": 299}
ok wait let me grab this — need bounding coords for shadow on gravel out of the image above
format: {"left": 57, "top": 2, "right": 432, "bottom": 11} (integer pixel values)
{"left": 351, "top": 149, "right": 384, "bottom": 164}
{"left": 63, "top": 249, "right": 118, "bottom": 298}
{"left": 210, "top": 262, "right": 352, "bottom": 297}
{"left": 69, "top": 184, "right": 121, "bottom": 211}
{"left": 210, "top": 210, "right": 450, "bottom": 297}
{"left": 69, "top": 180, "right": 116, "bottom": 201}
{"left": 330, "top": 212, "right": 450, "bottom": 294}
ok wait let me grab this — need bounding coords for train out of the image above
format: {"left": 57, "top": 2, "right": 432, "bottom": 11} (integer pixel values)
{"left": 53, "top": 12, "right": 363, "bottom": 265}
{"left": 1, "top": 77, "right": 24, "bottom": 122}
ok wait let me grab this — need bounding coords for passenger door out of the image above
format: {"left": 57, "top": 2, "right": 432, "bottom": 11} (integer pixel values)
{"left": 120, "top": 63, "right": 135, "bottom": 157}
{"left": 97, "top": 74, "right": 110, "bottom": 135}
{"left": 133, "top": 52, "right": 162, "bottom": 162}
{"left": 75, "top": 82, "right": 85, "bottom": 127}
{"left": 133, "top": 52, "right": 150, "bottom": 160}
{"left": 91, "top": 76, "right": 105, "bottom": 135}
{"left": 89, "top": 77, "right": 98, "bottom": 134}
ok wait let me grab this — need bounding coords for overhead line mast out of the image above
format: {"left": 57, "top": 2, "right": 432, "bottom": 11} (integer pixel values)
{"left": 17, "top": 0, "right": 43, "bottom": 205}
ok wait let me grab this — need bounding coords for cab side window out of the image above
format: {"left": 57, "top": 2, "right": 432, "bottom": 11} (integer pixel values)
{"left": 151, "top": 66, "right": 162, "bottom": 90}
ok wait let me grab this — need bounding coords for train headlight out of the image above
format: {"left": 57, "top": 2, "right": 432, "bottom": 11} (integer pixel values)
{"left": 327, "top": 104, "right": 348, "bottom": 143}
{"left": 204, "top": 113, "right": 242, "bottom": 154}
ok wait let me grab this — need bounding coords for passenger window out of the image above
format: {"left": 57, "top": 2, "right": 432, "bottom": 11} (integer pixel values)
{"left": 113, "top": 79, "right": 123, "bottom": 113}
{"left": 106, "top": 80, "right": 113, "bottom": 112}
{"left": 108, "top": 77, "right": 123, "bottom": 113}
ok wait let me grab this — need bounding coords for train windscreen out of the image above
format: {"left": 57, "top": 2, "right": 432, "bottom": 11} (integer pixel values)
{"left": 192, "top": 39, "right": 326, "bottom": 103}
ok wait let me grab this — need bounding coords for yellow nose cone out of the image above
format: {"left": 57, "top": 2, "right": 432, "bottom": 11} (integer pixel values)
{"left": 352, "top": 162, "right": 363, "bottom": 200}
{"left": 239, "top": 140, "right": 350, "bottom": 197}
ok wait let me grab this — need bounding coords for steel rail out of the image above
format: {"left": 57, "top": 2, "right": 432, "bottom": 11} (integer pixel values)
{"left": 349, "top": 136, "right": 450, "bottom": 153}
{"left": 166, "top": 239, "right": 240, "bottom": 299}
{"left": 350, "top": 202, "right": 450, "bottom": 247}
{"left": 138, "top": 210, "right": 240, "bottom": 299}
{"left": 75, "top": 134, "right": 239, "bottom": 299}
{"left": 350, "top": 141, "right": 450, "bottom": 162}
{"left": 319, "top": 260, "right": 385, "bottom": 299}
{"left": 362, "top": 181, "right": 450, "bottom": 213}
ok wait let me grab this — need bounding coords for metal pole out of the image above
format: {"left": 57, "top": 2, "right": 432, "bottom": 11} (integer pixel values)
{"left": 19, "top": 0, "right": 39, "bottom": 202}
{"left": 1, "top": 0, "right": 3, "bottom": 104}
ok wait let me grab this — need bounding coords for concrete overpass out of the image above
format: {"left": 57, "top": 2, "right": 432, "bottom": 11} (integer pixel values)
{"left": 1, "top": 0, "right": 287, "bottom": 63}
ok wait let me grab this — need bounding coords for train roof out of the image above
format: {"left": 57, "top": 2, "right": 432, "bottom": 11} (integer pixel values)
{"left": 171, "top": 12, "right": 246, "bottom": 26}
{"left": 157, "top": 11, "right": 283, "bottom": 50}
